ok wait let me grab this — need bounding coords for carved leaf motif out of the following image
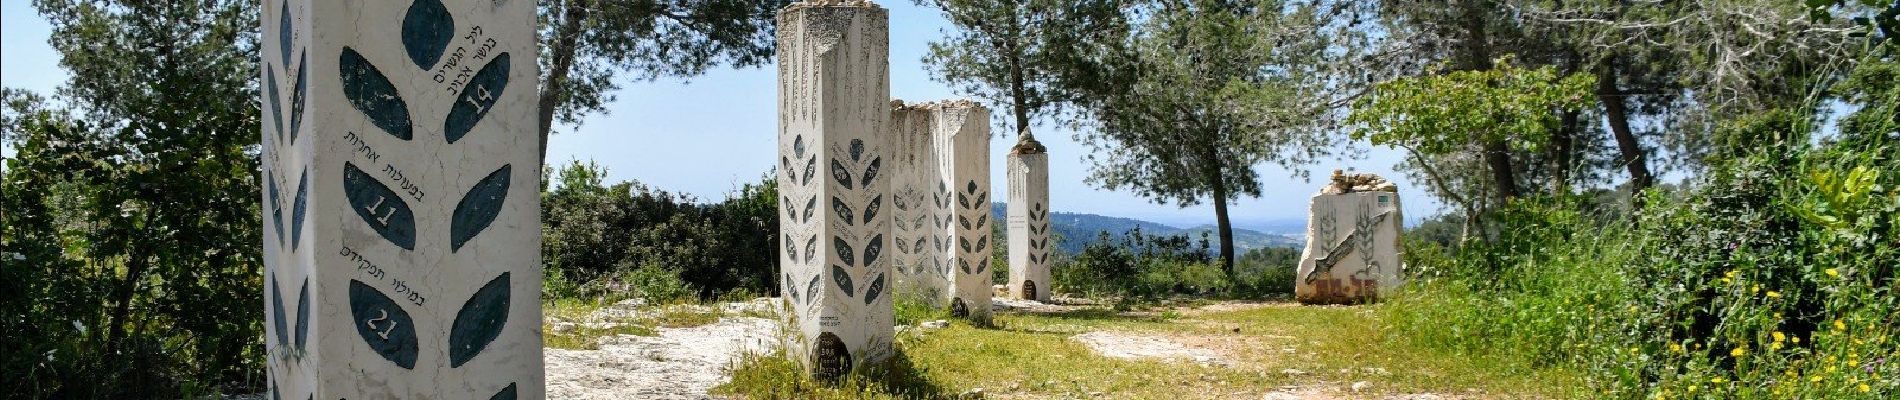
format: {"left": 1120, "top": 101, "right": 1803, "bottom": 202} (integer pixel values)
{"left": 785, "top": 273, "right": 800, "bottom": 303}
{"left": 449, "top": 272, "right": 510, "bottom": 368}
{"left": 267, "top": 65, "right": 284, "bottom": 139}
{"left": 912, "top": 237, "right": 927, "bottom": 254}
{"left": 863, "top": 273, "right": 886, "bottom": 305}
{"left": 832, "top": 265, "right": 855, "bottom": 297}
{"left": 849, "top": 139, "right": 864, "bottom": 162}
{"left": 910, "top": 215, "right": 927, "bottom": 231}
{"left": 793, "top": 135, "right": 806, "bottom": 158}
{"left": 445, "top": 52, "right": 511, "bottom": 144}
{"left": 830, "top": 197, "right": 854, "bottom": 226}
{"left": 974, "top": 236, "right": 988, "bottom": 253}
{"left": 974, "top": 192, "right": 988, "bottom": 207}
{"left": 863, "top": 234, "right": 883, "bottom": 268}
{"left": 959, "top": 259, "right": 970, "bottom": 274}
{"left": 802, "top": 157, "right": 816, "bottom": 186}
{"left": 290, "top": 169, "right": 308, "bottom": 251}
{"left": 781, "top": 157, "right": 794, "bottom": 184}
{"left": 402, "top": 0, "right": 454, "bottom": 70}
{"left": 976, "top": 214, "right": 987, "bottom": 229}
{"left": 349, "top": 280, "right": 418, "bottom": 369}
{"left": 976, "top": 259, "right": 989, "bottom": 274}
{"left": 805, "top": 274, "right": 821, "bottom": 305}
{"left": 489, "top": 383, "right": 518, "bottom": 400}
{"left": 277, "top": 0, "right": 292, "bottom": 66}
{"left": 343, "top": 162, "right": 416, "bottom": 250}
{"left": 451, "top": 164, "right": 512, "bottom": 252}
{"left": 959, "top": 237, "right": 971, "bottom": 253}
{"left": 803, "top": 196, "right": 816, "bottom": 223}
{"left": 966, "top": 181, "right": 978, "bottom": 194}
{"left": 833, "top": 236, "right": 854, "bottom": 267}
{"left": 862, "top": 195, "right": 881, "bottom": 224}
{"left": 781, "top": 196, "right": 794, "bottom": 221}
{"left": 958, "top": 215, "right": 971, "bottom": 230}
{"left": 271, "top": 275, "right": 290, "bottom": 347}
{"left": 784, "top": 234, "right": 798, "bottom": 263}
{"left": 957, "top": 192, "right": 969, "bottom": 210}
{"left": 860, "top": 157, "right": 880, "bottom": 187}
{"left": 294, "top": 277, "right": 310, "bottom": 352}
{"left": 804, "top": 236, "right": 817, "bottom": 266}
{"left": 829, "top": 159, "right": 852, "bottom": 190}
{"left": 268, "top": 170, "right": 285, "bottom": 246}
{"left": 289, "top": 54, "right": 307, "bottom": 144}
{"left": 339, "top": 47, "right": 412, "bottom": 140}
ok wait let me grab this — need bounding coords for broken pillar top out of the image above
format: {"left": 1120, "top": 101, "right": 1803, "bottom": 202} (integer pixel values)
{"left": 1321, "top": 169, "right": 1397, "bottom": 195}
{"left": 1010, "top": 131, "right": 1046, "bottom": 155}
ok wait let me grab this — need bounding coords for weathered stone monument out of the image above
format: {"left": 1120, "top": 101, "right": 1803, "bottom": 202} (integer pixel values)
{"left": 1006, "top": 133, "right": 1052, "bottom": 301}
{"left": 930, "top": 101, "right": 993, "bottom": 321}
{"left": 889, "top": 101, "right": 950, "bottom": 305}
{"left": 1295, "top": 171, "right": 1405, "bottom": 304}
{"left": 776, "top": 1, "right": 894, "bottom": 381}
{"left": 260, "top": 0, "right": 542, "bottom": 397}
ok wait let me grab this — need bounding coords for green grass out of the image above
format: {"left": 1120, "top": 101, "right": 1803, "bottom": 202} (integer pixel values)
{"left": 541, "top": 296, "right": 748, "bottom": 350}
{"left": 717, "top": 303, "right": 1587, "bottom": 399}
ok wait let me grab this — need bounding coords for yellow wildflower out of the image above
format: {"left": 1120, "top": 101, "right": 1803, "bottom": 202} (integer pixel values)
{"left": 1732, "top": 347, "right": 1747, "bottom": 357}
{"left": 1860, "top": 383, "right": 1871, "bottom": 393}
{"left": 1793, "top": 335, "right": 1802, "bottom": 344}
{"left": 1711, "top": 376, "right": 1727, "bottom": 384}
{"left": 1774, "top": 331, "right": 1787, "bottom": 342}
{"left": 1752, "top": 285, "right": 1761, "bottom": 293}
{"left": 1836, "top": 319, "right": 1847, "bottom": 332}
{"left": 1767, "top": 291, "right": 1781, "bottom": 298}
{"left": 1826, "top": 268, "right": 1839, "bottom": 277}
{"left": 1811, "top": 376, "right": 1823, "bottom": 383}
{"left": 1671, "top": 343, "right": 1685, "bottom": 354}
{"left": 1727, "top": 270, "right": 1739, "bottom": 279}
{"left": 1771, "top": 342, "right": 1783, "bottom": 350}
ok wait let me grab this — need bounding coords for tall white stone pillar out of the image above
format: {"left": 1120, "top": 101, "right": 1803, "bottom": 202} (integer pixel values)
{"left": 930, "top": 101, "right": 992, "bottom": 322}
{"left": 889, "top": 101, "right": 950, "bottom": 306}
{"left": 775, "top": 1, "right": 894, "bottom": 381}
{"left": 260, "top": 0, "right": 543, "bottom": 397}
{"left": 1006, "top": 134, "right": 1051, "bottom": 301}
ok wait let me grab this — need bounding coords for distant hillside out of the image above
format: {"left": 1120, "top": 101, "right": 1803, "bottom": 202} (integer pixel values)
{"left": 990, "top": 204, "right": 1302, "bottom": 254}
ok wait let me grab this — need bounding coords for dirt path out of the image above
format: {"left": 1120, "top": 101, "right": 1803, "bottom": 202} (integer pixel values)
{"left": 543, "top": 316, "right": 777, "bottom": 399}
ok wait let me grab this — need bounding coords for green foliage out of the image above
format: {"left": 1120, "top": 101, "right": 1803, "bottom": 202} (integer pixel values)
{"left": 917, "top": 0, "right": 1126, "bottom": 136}
{"left": 1055, "top": 229, "right": 1224, "bottom": 308}
{"left": 1382, "top": 58, "right": 1900, "bottom": 397}
{"left": 1349, "top": 59, "right": 1596, "bottom": 156}
{"left": 2, "top": 0, "right": 265, "bottom": 396}
{"left": 540, "top": 160, "right": 779, "bottom": 301}
{"left": 1233, "top": 246, "right": 1298, "bottom": 297}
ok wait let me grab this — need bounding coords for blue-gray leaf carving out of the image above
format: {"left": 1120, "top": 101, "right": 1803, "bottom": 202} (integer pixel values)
{"left": 271, "top": 275, "right": 289, "bottom": 347}
{"left": 343, "top": 162, "right": 416, "bottom": 250}
{"left": 289, "top": 54, "right": 306, "bottom": 144}
{"left": 401, "top": 0, "right": 453, "bottom": 70}
{"left": 785, "top": 272, "right": 799, "bottom": 303}
{"left": 833, "top": 236, "right": 853, "bottom": 267}
{"left": 958, "top": 215, "right": 970, "bottom": 230}
{"left": 975, "top": 214, "right": 987, "bottom": 229}
{"left": 805, "top": 274, "right": 821, "bottom": 305}
{"left": 489, "top": 383, "right": 518, "bottom": 400}
{"left": 830, "top": 197, "right": 853, "bottom": 226}
{"left": 802, "top": 157, "right": 816, "bottom": 185}
{"left": 277, "top": 0, "right": 292, "bottom": 67}
{"left": 784, "top": 234, "right": 798, "bottom": 263}
{"left": 863, "top": 273, "right": 885, "bottom": 305}
{"left": 848, "top": 139, "right": 864, "bottom": 162}
{"left": 829, "top": 159, "right": 851, "bottom": 189}
{"left": 976, "top": 259, "right": 989, "bottom": 274}
{"left": 957, "top": 192, "right": 969, "bottom": 210}
{"left": 349, "top": 280, "right": 418, "bottom": 369}
{"left": 793, "top": 135, "right": 806, "bottom": 158}
{"left": 267, "top": 65, "right": 284, "bottom": 139}
{"left": 958, "top": 259, "right": 970, "bottom": 274}
{"left": 450, "top": 272, "right": 510, "bottom": 368}
{"left": 959, "top": 237, "right": 971, "bottom": 253}
{"left": 780, "top": 157, "right": 794, "bottom": 183}
{"left": 803, "top": 235, "right": 817, "bottom": 265}
{"left": 294, "top": 277, "right": 309, "bottom": 352}
{"left": 451, "top": 164, "right": 512, "bottom": 252}
{"left": 802, "top": 196, "right": 816, "bottom": 223}
{"left": 860, "top": 157, "right": 880, "bottom": 187}
{"left": 290, "top": 169, "right": 308, "bottom": 251}
{"left": 973, "top": 192, "right": 987, "bottom": 207}
{"left": 445, "top": 53, "right": 510, "bottom": 144}
{"left": 862, "top": 194, "right": 881, "bottom": 224}
{"left": 912, "top": 237, "right": 926, "bottom": 254}
{"left": 268, "top": 170, "right": 284, "bottom": 246}
{"left": 863, "top": 234, "right": 883, "bottom": 268}
{"left": 339, "top": 47, "right": 413, "bottom": 140}
{"left": 832, "top": 265, "right": 855, "bottom": 297}
{"left": 974, "top": 235, "right": 988, "bottom": 252}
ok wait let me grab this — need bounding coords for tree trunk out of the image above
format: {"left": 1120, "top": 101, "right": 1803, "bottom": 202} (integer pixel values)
{"left": 1005, "top": 33, "right": 1032, "bottom": 138}
{"left": 1482, "top": 139, "right": 1519, "bottom": 203}
{"left": 1210, "top": 173, "right": 1237, "bottom": 281}
{"left": 537, "top": 0, "right": 590, "bottom": 165}
{"left": 103, "top": 248, "right": 150, "bottom": 359}
{"left": 1597, "top": 60, "right": 1655, "bottom": 201}
{"left": 1550, "top": 108, "right": 1579, "bottom": 195}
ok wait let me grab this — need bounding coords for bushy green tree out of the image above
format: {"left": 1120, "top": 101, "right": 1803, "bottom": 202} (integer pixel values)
{"left": 2, "top": 0, "right": 265, "bottom": 395}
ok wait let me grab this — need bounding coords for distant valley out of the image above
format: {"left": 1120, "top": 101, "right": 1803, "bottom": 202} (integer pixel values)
{"left": 990, "top": 204, "right": 1303, "bottom": 254}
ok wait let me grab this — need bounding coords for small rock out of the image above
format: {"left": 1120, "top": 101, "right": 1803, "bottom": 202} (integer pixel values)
{"left": 1262, "top": 393, "right": 1300, "bottom": 400}
{"left": 1351, "top": 381, "right": 1371, "bottom": 393}
{"left": 1363, "top": 367, "right": 1390, "bottom": 375}
{"left": 551, "top": 322, "right": 577, "bottom": 334}
{"left": 1280, "top": 368, "right": 1307, "bottom": 376}
{"left": 1406, "top": 394, "right": 1444, "bottom": 400}
{"left": 959, "top": 387, "right": 985, "bottom": 399}
{"left": 921, "top": 320, "right": 950, "bottom": 329}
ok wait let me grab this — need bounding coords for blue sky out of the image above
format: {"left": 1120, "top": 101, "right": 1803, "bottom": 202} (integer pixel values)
{"left": 1, "top": 0, "right": 1437, "bottom": 232}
